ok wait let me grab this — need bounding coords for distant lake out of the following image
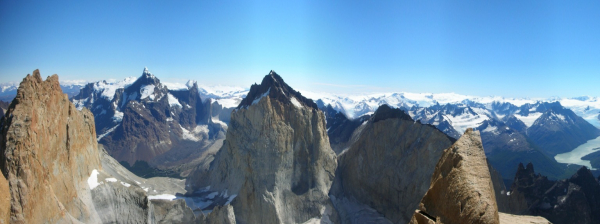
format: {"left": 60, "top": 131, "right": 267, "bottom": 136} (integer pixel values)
{"left": 555, "top": 136, "right": 600, "bottom": 170}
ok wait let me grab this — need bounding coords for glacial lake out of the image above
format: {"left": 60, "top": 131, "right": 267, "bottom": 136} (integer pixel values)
{"left": 555, "top": 136, "right": 600, "bottom": 170}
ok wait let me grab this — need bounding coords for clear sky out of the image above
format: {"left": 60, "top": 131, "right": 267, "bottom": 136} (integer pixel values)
{"left": 1, "top": 1, "right": 599, "bottom": 98}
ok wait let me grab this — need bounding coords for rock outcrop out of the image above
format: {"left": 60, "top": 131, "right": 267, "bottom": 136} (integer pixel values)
{"left": 409, "top": 129, "right": 500, "bottom": 224}
{"left": 188, "top": 71, "right": 338, "bottom": 223}
{"left": 0, "top": 70, "right": 201, "bottom": 224}
{"left": 503, "top": 163, "right": 553, "bottom": 215}
{"left": 330, "top": 104, "right": 455, "bottom": 224}
{"left": 498, "top": 213, "right": 551, "bottom": 224}
{"left": 505, "top": 163, "right": 600, "bottom": 224}
{"left": 0, "top": 70, "right": 102, "bottom": 223}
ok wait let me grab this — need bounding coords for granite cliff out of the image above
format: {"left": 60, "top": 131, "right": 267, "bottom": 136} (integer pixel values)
{"left": 0, "top": 70, "right": 102, "bottom": 223}
{"left": 188, "top": 71, "right": 338, "bottom": 223}
{"left": 0, "top": 70, "right": 201, "bottom": 223}
{"left": 330, "top": 104, "right": 455, "bottom": 224}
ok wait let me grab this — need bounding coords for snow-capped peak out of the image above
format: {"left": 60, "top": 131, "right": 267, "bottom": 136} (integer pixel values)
{"left": 143, "top": 67, "right": 153, "bottom": 78}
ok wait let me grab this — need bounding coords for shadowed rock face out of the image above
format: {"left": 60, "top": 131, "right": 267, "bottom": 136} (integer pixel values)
{"left": 319, "top": 104, "right": 372, "bottom": 154}
{"left": 73, "top": 68, "right": 225, "bottom": 177}
{"left": 410, "top": 129, "right": 500, "bottom": 224}
{"left": 189, "top": 71, "right": 337, "bottom": 223}
{"left": 331, "top": 104, "right": 454, "bottom": 224}
{"left": 505, "top": 163, "right": 600, "bottom": 224}
{"left": 0, "top": 70, "right": 102, "bottom": 223}
{"left": 527, "top": 105, "right": 600, "bottom": 156}
{"left": 0, "top": 101, "right": 8, "bottom": 120}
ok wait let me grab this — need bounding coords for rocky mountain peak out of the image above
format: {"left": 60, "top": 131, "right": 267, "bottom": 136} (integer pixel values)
{"left": 189, "top": 70, "right": 337, "bottom": 223}
{"left": 570, "top": 166, "right": 600, "bottom": 188}
{"left": 372, "top": 104, "right": 413, "bottom": 123}
{"left": 237, "top": 70, "right": 317, "bottom": 109}
{"left": 143, "top": 66, "right": 152, "bottom": 77}
{"left": 135, "top": 67, "right": 160, "bottom": 86}
{"left": 1, "top": 70, "right": 102, "bottom": 223}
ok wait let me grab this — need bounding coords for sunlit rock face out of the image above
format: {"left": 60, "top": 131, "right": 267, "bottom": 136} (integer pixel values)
{"left": 410, "top": 129, "right": 500, "bottom": 224}
{"left": 0, "top": 70, "right": 102, "bottom": 223}
{"left": 189, "top": 71, "right": 338, "bottom": 223}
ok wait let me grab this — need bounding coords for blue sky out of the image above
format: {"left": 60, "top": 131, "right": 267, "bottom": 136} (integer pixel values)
{"left": 1, "top": 1, "right": 599, "bottom": 98}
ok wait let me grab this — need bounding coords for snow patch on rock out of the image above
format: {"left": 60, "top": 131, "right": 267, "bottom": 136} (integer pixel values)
{"left": 87, "top": 169, "right": 101, "bottom": 190}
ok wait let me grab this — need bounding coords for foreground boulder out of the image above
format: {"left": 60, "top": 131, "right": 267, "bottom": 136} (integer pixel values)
{"left": 330, "top": 104, "right": 455, "bottom": 223}
{"left": 409, "top": 128, "right": 500, "bottom": 224}
{"left": 188, "top": 71, "right": 338, "bottom": 223}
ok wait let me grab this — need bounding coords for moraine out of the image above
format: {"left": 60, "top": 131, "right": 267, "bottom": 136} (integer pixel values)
{"left": 555, "top": 135, "right": 600, "bottom": 169}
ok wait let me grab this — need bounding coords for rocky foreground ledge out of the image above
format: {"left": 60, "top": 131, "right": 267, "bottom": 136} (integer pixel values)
{"left": 409, "top": 129, "right": 551, "bottom": 224}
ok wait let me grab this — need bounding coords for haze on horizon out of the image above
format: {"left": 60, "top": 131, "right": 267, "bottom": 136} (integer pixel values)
{"left": 1, "top": 1, "right": 599, "bottom": 98}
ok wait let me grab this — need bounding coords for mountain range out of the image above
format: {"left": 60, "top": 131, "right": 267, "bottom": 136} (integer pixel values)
{"left": 70, "top": 68, "right": 229, "bottom": 178}
{"left": 11, "top": 68, "right": 592, "bottom": 182}
{"left": 0, "top": 69, "right": 572, "bottom": 224}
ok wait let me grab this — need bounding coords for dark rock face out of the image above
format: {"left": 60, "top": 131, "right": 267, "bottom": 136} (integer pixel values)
{"left": 505, "top": 163, "right": 600, "bottom": 224}
{"left": 527, "top": 105, "right": 600, "bottom": 155}
{"left": 320, "top": 104, "right": 371, "bottom": 154}
{"left": 72, "top": 68, "right": 225, "bottom": 177}
{"left": 476, "top": 119, "right": 531, "bottom": 155}
{"left": 0, "top": 100, "right": 8, "bottom": 119}
{"left": 331, "top": 104, "right": 454, "bottom": 224}
{"left": 371, "top": 104, "right": 412, "bottom": 123}
{"left": 488, "top": 160, "right": 510, "bottom": 213}
{"left": 490, "top": 101, "right": 521, "bottom": 116}
{"left": 502, "top": 115, "right": 528, "bottom": 134}
{"left": 237, "top": 70, "right": 317, "bottom": 110}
